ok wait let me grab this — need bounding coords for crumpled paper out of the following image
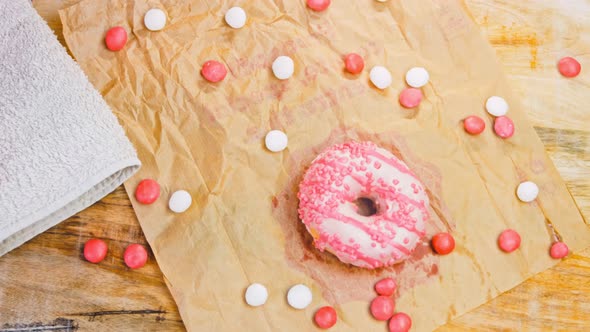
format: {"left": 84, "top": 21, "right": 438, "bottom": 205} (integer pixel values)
{"left": 60, "top": 0, "right": 590, "bottom": 330}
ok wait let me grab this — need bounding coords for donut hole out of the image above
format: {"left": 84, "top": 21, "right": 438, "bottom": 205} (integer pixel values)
{"left": 354, "top": 197, "right": 378, "bottom": 217}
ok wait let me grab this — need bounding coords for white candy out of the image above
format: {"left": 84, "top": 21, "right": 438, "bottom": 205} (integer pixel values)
{"left": 169, "top": 190, "right": 192, "bottom": 213}
{"left": 516, "top": 181, "right": 539, "bottom": 203}
{"left": 245, "top": 283, "right": 268, "bottom": 307}
{"left": 144, "top": 9, "right": 167, "bottom": 31}
{"left": 265, "top": 130, "right": 288, "bottom": 152}
{"left": 369, "top": 66, "right": 392, "bottom": 90}
{"left": 287, "top": 284, "right": 312, "bottom": 310}
{"left": 225, "top": 7, "right": 247, "bottom": 29}
{"left": 485, "top": 96, "right": 509, "bottom": 117}
{"left": 405, "top": 67, "right": 430, "bottom": 88}
{"left": 272, "top": 56, "right": 295, "bottom": 80}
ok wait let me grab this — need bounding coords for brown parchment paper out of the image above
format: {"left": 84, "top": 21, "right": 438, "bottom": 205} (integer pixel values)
{"left": 60, "top": 0, "right": 590, "bottom": 330}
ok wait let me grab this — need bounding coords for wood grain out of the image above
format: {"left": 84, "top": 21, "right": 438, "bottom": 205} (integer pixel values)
{"left": 1, "top": 0, "right": 589, "bottom": 331}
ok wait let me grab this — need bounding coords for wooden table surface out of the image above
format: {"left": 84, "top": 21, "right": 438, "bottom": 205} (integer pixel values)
{"left": 2, "top": 1, "right": 590, "bottom": 331}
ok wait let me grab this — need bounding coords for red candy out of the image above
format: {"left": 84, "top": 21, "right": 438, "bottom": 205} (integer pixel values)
{"left": 83, "top": 239, "right": 108, "bottom": 263}
{"left": 493, "top": 116, "right": 515, "bottom": 139}
{"left": 375, "top": 277, "right": 397, "bottom": 296}
{"left": 370, "top": 296, "right": 395, "bottom": 321}
{"left": 314, "top": 306, "right": 337, "bottom": 329}
{"left": 550, "top": 242, "right": 569, "bottom": 259}
{"left": 344, "top": 53, "right": 364, "bottom": 74}
{"left": 498, "top": 229, "right": 521, "bottom": 253}
{"left": 388, "top": 312, "right": 412, "bottom": 332}
{"left": 135, "top": 179, "right": 160, "bottom": 205}
{"left": 124, "top": 244, "right": 148, "bottom": 269}
{"left": 399, "top": 88, "right": 423, "bottom": 108}
{"left": 431, "top": 232, "right": 455, "bottom": 255}
{"left": 201, "top": 60, "right": 227, "bottom": 83}
{"left": 307, "top": 0, "right": 331, "bottom": 11}
{"left": 558, "top": 57, "right": 581, "bottom": 78}
{"left": 463, "top": 115, "right": 486, "bottom": 135}
{"left": 105, "top": 26, "right": 128, "bottom": 52}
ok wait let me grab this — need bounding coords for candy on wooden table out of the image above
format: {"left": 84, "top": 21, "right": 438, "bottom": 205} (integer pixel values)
{"left": 399, "top": 88, "right": 423, "bottom": 108}
{"left": 405, "top": 67, "right": 429, "bottom": 88}
{"left": 431, "top": 232, "right": 455, "bottom": 255}
{"left": 463, "top": 115, "right": 486, "bottom": 135}
{"left": 83, "top": 239, "right": 108, "bottom": 263}
{"left": 369, "top": 66, "right": 392, "bottom": 89}
{"left": 272, "top": 56, "right": 295, "bottom": 80}
{"left": 225, "top": 7, "right": 247, "bottom": 29}
{"left": 388, "top": 312, "right": 412, "bottom": 332}
{"left": 201, "top": 60, "right": 227, "bottom": 83}
{"left": 374, "top": 277, "right": 397, "bottom": 296}
{"left": 244, "top": 283, "right": 268, "bottom": 307}
{"left": 124, "top": 244, "right": 148, "bottom": 269}
{"left": 134, "top": 179, "right": 161, "bottom": 204}
{"left": 314, "top": 306, "right": 337, "bottom": 329}
{"left": 485, "top": 96, "right": 509, "bottom": 117}
{"left": 370, "top": 296, "right": 395, "bottom": 321}
{"left": 105, "top": 26, "right": 127, "bottom": 51}
{"left": 307, "top": 0, "right": 331, "bottom": 11}
{"left": 498, "top": 229, "right": 521, "bottom": 253}
{"left": 144, "top": 8, "right": 167, "bottom": 31}
{"left": 516, "top": 181, "right": 539, "bottom": 203}
{"left": 169, "top": 190, "right": 192, "bottom": 213}
{"left": 493, "top": 116, "right": 514, "bottom": 139}
{"left": 558, "top": 57, "right": 581, "bottom": 78}
{"left": 287, "top": 284, "right": 313, "bottom": 309}
{"left": 265, "top": 130, "right": 288, "bottom": 152}
{"left": 344, "top": 53, "right": 364, "bottom": 74}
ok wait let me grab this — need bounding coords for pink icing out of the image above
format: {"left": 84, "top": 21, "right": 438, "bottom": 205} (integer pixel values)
{"left": 297, "top": 141, "right": 430, "bottom": 269}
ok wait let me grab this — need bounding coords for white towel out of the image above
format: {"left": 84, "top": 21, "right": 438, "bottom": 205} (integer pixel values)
{"left": 0, "top": 0, "right": 141, "bottom": 256}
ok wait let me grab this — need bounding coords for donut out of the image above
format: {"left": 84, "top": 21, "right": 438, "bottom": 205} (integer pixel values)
{"left": 297, "top": 141, "right": 430, "bottom": 269}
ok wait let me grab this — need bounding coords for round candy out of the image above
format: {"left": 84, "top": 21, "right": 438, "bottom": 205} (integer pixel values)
{"left": 463, "top": 115, "right": 486, "bottom": 135}
{"left": 399, "top": 88, "right": 423, "bottom": 108}
{"left": 105, "top": 26, "right": 127, "bottom": 52}
{"left": 225, "top": 7, "right": 247, "bottom": 29}
{"left": 144, "top": 8, "right": 167, "bottom": 31}
{"left": 83, "top": 239, "right": 108, "bottom": 263}
{"left": 388, "top": 312, "right": 412, "bottom": 332}
{"left": 344, "top": 53, "right": 364, "bottom": 74}
{"left": 370, "top": 296, "right": 395, "bottom": 321}
{"left": 169, "top": 190, "right": 192, "bottom": 213}
{"left": 124, "top": 244, "right": 148, "bottom": 269}
{"left": 375, "top": 277, "right": 397, "bottom": 296}
{"left": 431, "top": 232, "right": 455, "bottom": 255}
{"left": 516, "top": 181, "right": 539, "bottom": 203}
{"left": 405, "top": 67, "right": 429, "bottom": 88}
{"left": 265, "top": 130, "right": 288, "bottom": 152}
{"left": 498, "top": 229, "right": 521, "bottom": 253}
{"left": 370, "top": 66, "right": 392, "bottom": 90}
{"left": 135, "top": 179, "right": 160, "bottom": 205}
{"left": 245, "top": 283, "right": 268, "bottom": 307}
{"left": 272, "top": 56, "right": 295, "bottom": 80}
{"left": 314, "top": 306, "right": 337, "bottom": 329}
{"left": 558, "top": 57, "right": 581, "bottom": 78}
{"left": 485, "top": 96, "right": 509, "bottom": 117}
{"left": 287, "top": 284, "right": 313, "bottom": 309}
{"left": 201, "top": 60, "right": 227, "bottom": 83}
{"left": 493, "top": 116, "right": 515, "bottom": 139}
{"left": 307, "top": 0, "right": 331, "bottom": 11}
{"left": 550, "top": 242, "right": 569, "bottom": 259}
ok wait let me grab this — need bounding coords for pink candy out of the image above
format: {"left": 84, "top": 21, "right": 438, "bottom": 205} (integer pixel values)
{"left": 370, "top": 296, "right": 395, "bottom": 321}
{"left": 307, "top": 0, "right": 331, "bottom": 11}
{"left": 399, "top": 88, "right": 423, "bottom": 108}
{"left": 493, "top": 116, "right": 515, "bottom": 139}
{"left": 463, "top": 115, "right": 486, "bottom": 135}
{"left": 558, "top": 57, "right": 581, "bottom": 78}
{"left": 201, "top": 60, "right": 227, "bottom": 83}
{"left": 498, "top": 229, "right": 521, "bottom": 253}
{"left": 550, "top": 242, "right": 569, "bottom": 259}
{"left": 375, "top": 277, "right": 397, "bottom": 296}
{"left": 344, "top": 53, "right": 364, "bottom": 74}
{"left": 105, "top": 26, "right": 127, "bottom": 51}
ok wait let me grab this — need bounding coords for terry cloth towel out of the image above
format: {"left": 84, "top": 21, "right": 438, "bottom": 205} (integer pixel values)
{"left": 0, "top": 0, "right": 141, "bottom": 256}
